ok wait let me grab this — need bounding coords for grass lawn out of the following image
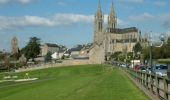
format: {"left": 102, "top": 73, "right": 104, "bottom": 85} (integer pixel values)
{"left": 0, "top": 65, "right": 150, "bottom": 100}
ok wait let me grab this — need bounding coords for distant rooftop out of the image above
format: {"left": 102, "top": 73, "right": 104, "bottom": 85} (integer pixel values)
{"left": 44, "top": 43, "right": 60, "bottom": 48}
{"left": 109, "top": 27, "right": 138, "bottom": 34}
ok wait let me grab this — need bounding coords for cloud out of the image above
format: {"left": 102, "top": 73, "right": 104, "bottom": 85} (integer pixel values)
{"left": 153, "top": 1, "right": 167, "bottom": 6}
{"left": 18, "top": 0, "right": 33, "bottom": 4}
{"left": 0, "top": 0, "right": 8, "bottom": 4}
{"left": 129, "top": 13, "right": 154, "bottom": 22}
{"left": 57, "top": 1, "right": 66, "bottom": 6}
{"left": 53, "top": 14, "right": 94, "bottom": 25}
{"left": 167, "top": 31, "right": 170, "bottom": 36}
{"left": 128, "top": 13, "right": 170, "bottom": 29}
{"left": 0, "top": 14, "right": 94, "bottom": 30}
{"left": 0, "top": 13, "right": 127, "bottom": 31}
{"left": 163, "top": 20, "right": 170, "bottom": 29}
{"left": 120, "top": 0, "right": 144, "bottom": 3}
{"left": 159, "top": 14, "right": 170, "bottom": 29}
{"left": 0, "top": 0, "right": 34, "bottom": 4}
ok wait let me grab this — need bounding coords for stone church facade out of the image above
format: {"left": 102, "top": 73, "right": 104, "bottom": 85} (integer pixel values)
{"left": 89, "top": 1, "right": 141, "bottom": 64}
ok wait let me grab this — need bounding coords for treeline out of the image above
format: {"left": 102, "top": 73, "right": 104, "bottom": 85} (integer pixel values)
{"left": 110, "top": 37, "right": 170, "bottom": 63}
{"left": 0, "top": 37, "right": 41, "bottom": 71}
{"left": 143, "top": 37, "right": 170, "bottom": 60}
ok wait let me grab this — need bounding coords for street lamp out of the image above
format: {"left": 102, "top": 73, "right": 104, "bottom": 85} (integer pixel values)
{"left": 150, "top": 33, "right": 165, "bottom": 72}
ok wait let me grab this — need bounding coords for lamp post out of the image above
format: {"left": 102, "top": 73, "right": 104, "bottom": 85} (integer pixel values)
{"left": 149, "top": 33, "right": 165, "bottom": 72}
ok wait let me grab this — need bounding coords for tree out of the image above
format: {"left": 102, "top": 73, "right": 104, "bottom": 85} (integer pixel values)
{"left": 152, "top": 47, "right": 161, "bottom": 59}
{"left": 22, "top": 37, "right": 41, "bottom": 61}
{"left": 133, "top": 42, "right": 142, "bottom": 54}
{"left": 165, "top": 37, "right": 170, "bottom": 58}
{"left": 10, "top": 49, "right": 21, "bottom": 60}
{"left": 159, "top": 37, "right": 170, "bottom": 59}
{"left": 19, "top": 54, "right": 27, "bottom": 67}
{"left": 133, "top": 42, "right": 142, "bottom": 59}
{"left": 110, "top": 52, "right": 122, "bottom": 61}
{"left": 142, "top": 47, "right": 149, "bottom": 60}
{"left": 4, "top": 55, "right": 10, "bottom": 71}
{"left": 167, "top": 37, "right": 170, "bottom": 44}
{"left": 0, "top": 53, "right": 5, "bottom": 61}
{"left": 45, "top": 52, "right": 52, "bottom": 62}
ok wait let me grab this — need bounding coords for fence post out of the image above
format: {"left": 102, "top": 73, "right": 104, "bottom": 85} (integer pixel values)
{"left": 155, "top": 74, "right": 160, "bottom": 98}
{"left": 141, "top": 72, "right": 143, "bottom": 84}
{"left": 136, "top": 71, "right": 138, "bottom": 81}
{"left": 163, "top": 77, "right": 168, "bottom": 100}
{"left": 140, "top": 72, "right": 142, "bottom": 83}
{"left": 150, "top": 74, "right": 153, "bottom": 93}
{"left": 145, "top": 72, "right": 148, "bottom": 88}
{"left": 142, "top": 72, "right": 145, "bottom": 85}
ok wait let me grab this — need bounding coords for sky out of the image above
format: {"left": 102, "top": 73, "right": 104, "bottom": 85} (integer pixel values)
{"left": 0, "top": 0, "right": 170, "bottom": 51}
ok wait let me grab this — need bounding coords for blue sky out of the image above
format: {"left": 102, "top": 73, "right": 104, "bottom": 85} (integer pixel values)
{"left": 0, "top": 0, "right": 170, "bottom": 51}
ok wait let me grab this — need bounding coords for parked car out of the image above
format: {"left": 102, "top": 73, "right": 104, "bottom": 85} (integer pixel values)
{"left": 121, "top": 64, "right": 127, "bottom": 68}
{"left": 139, "top": 66, "right": 146, "bottom": 72}
{"left": 133, "top": 65, "right": 140, "bottom": 71}
{"left": 153, "top": 64, "right": 168, "bottom": 77}
{"left": 146, "top": 67, "right": 152, "bottom": 74}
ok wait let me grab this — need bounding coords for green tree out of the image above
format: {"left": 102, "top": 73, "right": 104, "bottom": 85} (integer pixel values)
{"left": 110, "top": 52, "right": 122, "bottom": 61}
{"left": 45, "top": 52, "right": 52, "bottom": 62}
{"left": 22, "top": 37, "right": 41, "bottom": 61}
{"left": 167, "top": 37, "right": 170, "bottom": 44}
{"left": 10, "top": 49, "right": 21, "bottom": 60}
{"left": 4, "top": 55, "right": 10, "bottom": 71}
{"left": 165, "top": 37, "right": 170, "bottom": 58}
{"left": 159, "top": 37, "right": 170, "bottom": 58}
{"left": 133, "top": 42, "right": 142, "bottom": 59}
{"left": 19, "top": 54, "right": 27, "bottom": 67}
{"left": 0, "top": 53, "right": 5, "bottom": 61}
{"left": 133, "top": 42, "right": 142, "bottom": 54}
{"left": 152, "top": 47, "right": 161, "bottom": 59}
{"left": 142, "top": 47, "right": 149, "bottom": 60}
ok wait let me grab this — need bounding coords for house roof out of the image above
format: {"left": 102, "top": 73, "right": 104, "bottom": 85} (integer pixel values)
{"left": 45, "top": 43, "right": 60, "bottom": 48}
{"left": 70, "top": 47, "right": 82, "bottom": 52}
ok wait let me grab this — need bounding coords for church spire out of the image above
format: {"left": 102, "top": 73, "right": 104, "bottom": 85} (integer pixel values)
{"left": 97, "top": 0, "right": 102, "bottom": 16}
{"left": 94, "top": 0, "right": 104, "bottom": 44}
{"left": 110, "top": 0, "right": 115, "bottom": 15}
{"left": 108, "top": 0, "right": 117, "bottom": 31}
{"left": 98, "top": 0, "right": 101, "bottom": 10}
{"left": 95, "top": 0, "right": 103, "bottom": 33}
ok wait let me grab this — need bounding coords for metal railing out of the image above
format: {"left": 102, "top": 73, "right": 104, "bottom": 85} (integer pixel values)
{"left": 125, "top": 68, "right": 170, "bottom": 100}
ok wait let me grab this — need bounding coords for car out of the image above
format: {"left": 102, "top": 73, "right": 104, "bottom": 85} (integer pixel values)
{"left": 153, "top": 64, "right": 168, "bottom": 77}
{"left": 146, "top": 67, "right": 152, "bottom": 74}
{"left": 139, "top": 66, "right": 146, "bottom": 72}
{"left": 121, "top": 64, "right": 127, "bottom": 68}
{"left": 133, "top": 65, "right": 140, "bottom": 71}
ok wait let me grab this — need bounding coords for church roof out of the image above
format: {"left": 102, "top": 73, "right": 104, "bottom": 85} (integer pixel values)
{"left": 109, "top": 27, "right": 138, "bottom": 34}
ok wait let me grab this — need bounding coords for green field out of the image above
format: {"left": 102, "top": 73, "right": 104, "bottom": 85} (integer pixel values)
{"left": 0, "top": 65, "right": 150, "bottom": 100}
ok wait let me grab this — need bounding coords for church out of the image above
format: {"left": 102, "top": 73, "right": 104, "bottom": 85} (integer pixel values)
{"left": 89, "top": 0, "right": 141, "bottom": 64}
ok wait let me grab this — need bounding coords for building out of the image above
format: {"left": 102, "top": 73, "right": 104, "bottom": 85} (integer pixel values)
{"left": 11, "top": 36, "right": 19, "bottom": 55}
{"left": 41, "top": 43, "right": 60, "bottom": 56}
{"left": 89, "top": 0, "right": 142, "bottom": 64}
{"left": 70, "top": 45, "right": 84, "bottom": 58}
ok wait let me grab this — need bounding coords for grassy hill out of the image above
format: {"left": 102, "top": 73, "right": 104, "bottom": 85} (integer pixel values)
{"left": 0, "top": 65, "right": 150, "bottom": 100}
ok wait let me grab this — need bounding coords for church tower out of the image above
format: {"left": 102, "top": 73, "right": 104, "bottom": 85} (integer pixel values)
{"left": 94, "top": 0, "right": 104, "bottom": 44}
{"left": 107, "top": 0, "right": 117, "bottom": 32}
{"left": 11, "top": 36, "right": 19, "bottom": 55}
